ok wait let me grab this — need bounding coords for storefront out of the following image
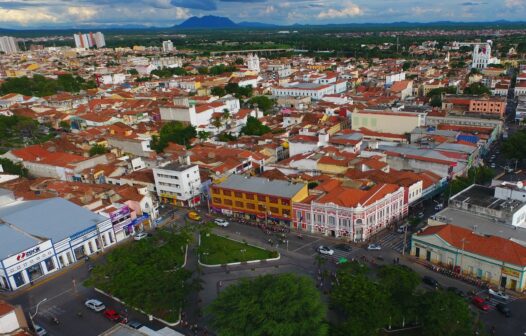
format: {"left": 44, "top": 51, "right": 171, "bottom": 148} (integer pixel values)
{"left": 1, "top": 241, "right": 58, "bottom": 291}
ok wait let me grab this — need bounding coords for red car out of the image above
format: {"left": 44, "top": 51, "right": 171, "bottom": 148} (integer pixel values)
{"left": 472, "top": 296, "right": 490, "bottom": 311}
{"left": 103, "top": 309, "right": 122, "bottom": 322}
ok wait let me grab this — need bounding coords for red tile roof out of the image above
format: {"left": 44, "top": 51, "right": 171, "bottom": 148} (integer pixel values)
{"left": 417, "top": 224, "right": 526, "bottom": 267}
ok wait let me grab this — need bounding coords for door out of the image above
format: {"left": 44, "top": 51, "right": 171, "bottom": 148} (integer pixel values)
{"left": 426, "top": 250, "right": 431, "bottom": 262}
{"left": 500, "top": 276, "right": 507, "bottom": 288}
{"left": 510, "top": 279, "right": 517, "bottom": 291}
{"left": 415, "top": 247, "right": 420, "bottom": 258}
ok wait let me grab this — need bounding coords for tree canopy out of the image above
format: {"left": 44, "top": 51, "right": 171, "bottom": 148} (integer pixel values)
{"left": 0, "top": 158, "right": 28, "bottom": 177}
{"left": 150, "top": 67, "right": 187, "bottom": 78}
{"left": 151, "top": 121, "right": 196, "bottom": 152}
{"left": 89, "top": 144, "right": 109, "bottom": 157}
{"left": 208, "top": 273, "right": 327, "bottom": 336}
{"left": 240, "top": 116, "right": 271, "bottom": 136}
{"left": 210, "top": 86, "right": 226, "bottom": 97}
{"left": 248, "top": 96, "right": 276, "bottom": 113}
{"left": 447, "top": 166, "right": 495, "bottom": 197}
{"left": 0, "top": 74, "right": 96, "bottom": 97}
{"left": 502, "top": 130, "right": 526, "bottom": 160}
{"left": 225, "top": 83, "right": 253, "bottom": 98}
{"left": 463, "top": 82, "right": 491, "bottom": 95}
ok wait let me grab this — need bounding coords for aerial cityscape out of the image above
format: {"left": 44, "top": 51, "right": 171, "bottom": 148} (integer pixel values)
{"left": 0, "top": 1, "right": 526, "bottom": 336}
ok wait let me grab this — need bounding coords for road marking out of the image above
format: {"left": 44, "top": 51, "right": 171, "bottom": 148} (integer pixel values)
{"left": 292, "top": 238, "right": 321, "bottom": 252}
{"left": 29, "top": 288, "right": 73, "bottom": 310}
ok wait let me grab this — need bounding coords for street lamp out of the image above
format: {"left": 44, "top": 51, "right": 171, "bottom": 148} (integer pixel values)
{"left": 29, "top": 298, "right": 47, "bottom": 331}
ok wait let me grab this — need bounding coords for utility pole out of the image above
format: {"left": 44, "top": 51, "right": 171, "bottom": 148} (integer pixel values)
{"left": 402, "top": 224, "right": 408, "bottom": 255}
{"left": 29, "top": 298, "right": 47, "bottom": 331}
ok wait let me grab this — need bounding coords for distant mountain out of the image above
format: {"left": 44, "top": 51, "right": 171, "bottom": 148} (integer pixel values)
{"left": 177, "top": 16, "right": 237, "bottom": 29}
{"left": 237, "top": 21, "right": 278, "bottom": 28}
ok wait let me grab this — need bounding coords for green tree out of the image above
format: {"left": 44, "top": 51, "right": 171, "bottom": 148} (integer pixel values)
{"left": 59, "top": 120, "right": 70, "bottom": 130}
{"left": 426, "top": 86, "right": 457, "bottom": 98}
{"left": 248, "top": 96, "right": 276, "bottom": 113}
{"left": 502, "top": 130, "right": 526, "bottom": 160}
{"left": 89, "top": 144, "right": 109, "bottom": 157}
{"left": 447, "top": 166, "right": 495, "bottom": 197}
{"left": 217, "top": 132, "right": 237, "bottom": 142}
{"left": 463, "top": 82, "right": 491, "bottom": 95}
{"left": 151, "top": 121, "right": 196, "bottom": 152}
{"left": 429, "top": 95, "right": 442, "bottom": 107}
{"left": 331, "top": 269, "right": 388, "bottom": 336}
{"left": 197, "top": 131, "right": 211, "bottom": 142}
{"left": 418, "top": 291, "right": 474, "bottom": 336}
{"left": 0, "top": 158, "right": 28, "bottom": 177}
{"left": 208, "top": 273, "right": 327, "bottom": 336}
{"left": 211, "top": 86, "right": 226, "bottom": 97}
{"left": 241, "top": 116, "right": 271, "bottom": 136}
{"left": 128, "top": 69, "right": 139, "bottom": 75}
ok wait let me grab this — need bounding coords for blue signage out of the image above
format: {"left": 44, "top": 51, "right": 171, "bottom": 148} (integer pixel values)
{"left": 128, "top": 213, "right": 149, "bottom": 227}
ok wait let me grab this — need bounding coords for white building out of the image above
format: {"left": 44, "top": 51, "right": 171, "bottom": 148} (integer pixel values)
{"left": 272, "top": 82, "right": 345, "bottom": 100}
{"left": 153, "top": 157, "right": 202, "bottom": 207}
{"left": 0, "top": 191, "right": 115, "bottom": 291}
{"left": 162, "top": 40, "right": 174, "bottom": 53}
{"left": 0, "top": 36, "right": 19, "bottom": 54}
{"left": 472, "top": 42, "right": 499, "bottom": 69}
{"left": 385, "top": 71, "right": 405, "bottom": 86}
{"left": 74, "top": 32, "right": 105, "bottom": 49}
{"left": 246, "top": 53, "right": 260, "bottom": 72}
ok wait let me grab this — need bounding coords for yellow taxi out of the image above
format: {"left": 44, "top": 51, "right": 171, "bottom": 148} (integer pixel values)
{"left": 187, "top": 211, "right": 201, "bottom": 221}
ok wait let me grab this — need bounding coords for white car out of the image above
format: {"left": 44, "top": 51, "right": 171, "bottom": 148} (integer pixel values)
{"left": 214, "top": 218, "right": 229, "bottom": 227}
{"left": 34, "top": 324, "right": 47, "bottom": 336}
{"left": 367, "top": 243, "right": 382, "bottom": 251}
{"left": 489, "top": 288, "right": 510, "bottom": 301}
{"left": 134, "top": 232, "right": 148, "bottom": 241}
{"left": 85, "top": 299, "right": 105, "bottom": 312}
{"left": 318, "top": 246, "right": 334, "bottom": 256}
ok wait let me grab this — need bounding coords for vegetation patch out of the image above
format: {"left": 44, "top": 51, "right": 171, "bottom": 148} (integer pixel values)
{"left": 199, "top": 233, "right": 276, "bottom": 265}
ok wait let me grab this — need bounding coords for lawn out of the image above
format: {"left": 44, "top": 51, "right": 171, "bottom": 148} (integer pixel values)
{"left": 85, "top": 229, "right": 192, "bottom": 323}
{"left": 199, "top": 233, "right": 277, "bottom": 265}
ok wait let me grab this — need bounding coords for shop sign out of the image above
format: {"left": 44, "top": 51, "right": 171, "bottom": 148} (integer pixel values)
{"left": 109, "top": 206, "right": 130, "bottom": 221}
{"left": 16, "top": 246, "right": 40, "bottom": 261}
{"left": 502, "top": 267, "right": 521, "bottom": 278}
{"left": 129, "top": 214, "right": 149, "bottom": 227}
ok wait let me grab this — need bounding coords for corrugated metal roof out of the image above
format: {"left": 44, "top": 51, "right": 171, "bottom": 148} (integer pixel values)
{"left": 218, "top": 175, "right": 305, "bottom": 199}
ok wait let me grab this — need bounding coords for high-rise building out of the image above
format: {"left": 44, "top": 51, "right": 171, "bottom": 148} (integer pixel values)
{"left": 0, "top": 36, "right": 19, "bottom": 54}
{"left": 162, "top": 40, "right": 174, "bottom": 53}
{"left": 73, "top": 32, "right": 105, "bottom": 49}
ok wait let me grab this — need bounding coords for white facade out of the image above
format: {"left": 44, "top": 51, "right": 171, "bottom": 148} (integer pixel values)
{"left": 0, "top": 307, "right": 20, "bottom": 334}
{"left": 154, "top": 161, "right": 202, "bottom": 206}
{"left": 272, "top": 84, "right": 335, "bottom": 100}
{"left": 472, "top": 43, "right": 499, "bottom": 69}
{"left": 74, "top": 32, "right": 105, "bottom": 49}
{"left": 101, "top": 73, "right": 126, "bottom": 85}
{"left": 386, "top": 72, "right": 405, "bottom": 86}
{"left": 0, "top": 36, "right": 19, "bottom": 54}
{"left": 162, "top": 40, "right": 174, "bottom": 53}
{"left": 246, "top": 53, "right": 260, "bottom": 72}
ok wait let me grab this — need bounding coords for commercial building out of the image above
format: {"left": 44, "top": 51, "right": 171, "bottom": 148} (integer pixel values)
{"left": 210, "top": 175, "right": 308, "bottom": 226}
{"left": 153, "top": 157, "right": 202, "bottom": 207}
{"left": 0, "top": 190, "right": 115, "bottom": 291}
{"left": 411, "top": 224, "right": 526, "bottom": 292}
{"left": 74, "top": 32, "right": 106, "bottom": 49}
{"left": 0, "top": 36, "right": 19, "bottom": 54}
{"left": 293, "top": 179, "right": 405, "bottom": 240}
{"left": 351, "top": 109, "right": 426, "bottom": 135}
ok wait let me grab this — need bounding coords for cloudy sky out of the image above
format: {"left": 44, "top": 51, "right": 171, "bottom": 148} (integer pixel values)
{"left": 0, "top": 0, "right": 524, "bottom": 28}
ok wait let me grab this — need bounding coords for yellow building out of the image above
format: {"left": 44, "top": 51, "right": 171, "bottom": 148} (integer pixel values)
{"left": 210, "top": 175, "right": 308, "bottom": 225}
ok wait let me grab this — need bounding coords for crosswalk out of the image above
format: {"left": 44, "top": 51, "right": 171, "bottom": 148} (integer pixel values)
{"left": 475, "top": 290, "right": 517, "bottom": 309}
{"left": 373, "top": 232, "right": 406, "bottom": 253}
{"left": 40, "top": 305, "right": 66, "bottom": 319}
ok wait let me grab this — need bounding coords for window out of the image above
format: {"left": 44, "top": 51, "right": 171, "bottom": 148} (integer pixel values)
{"left": 281, "top": 199, "right": 290, "bottom": 206}
{"left": 44, "top": 257, "right": 56, "bottom": 272}
{"left": 270, "top": 207, "right": 279, "bottom": 214}
{"left": 328, "top": 216, "right": 336, "bottom": 225}
{"left": 246, "top": 194, "right": 254, "bottom": 200}
{"left": 235, "top": 201, "right": 244, "bottom": 208}
{"left": 213, "top": 197, "right": 221, "bottom": 204}
{"left": 257, "top": 195, "right": 266, "bottom": 202}
{"left": 258, "top": 205, "right": 266, "bottom": 211}
{"left": 224, "top": 199, "right": 233, "bottom": 206}
{"left": 246, "top": 203, "right": 255, "bottom": 209}
{"left": 269, "top": 197, "right": 278, "bottom": 204}
{"left": 223, "top": 190, "right": 232, "bottom": 196}
{"left": 234, "top": 192, "right": 243, "bottom": 198}
{"left": 282, "top": 210, "right": 290, "bottom": 217}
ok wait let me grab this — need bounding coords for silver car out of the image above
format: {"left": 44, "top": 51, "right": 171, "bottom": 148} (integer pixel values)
{"left": 85, "top": 299, "right": 106, "bottom": 312}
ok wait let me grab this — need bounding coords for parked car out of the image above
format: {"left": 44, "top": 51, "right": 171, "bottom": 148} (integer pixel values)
{"left": 422, "top": 276, "right": 439, "bottom": 289}
{"left": 133, "top": 232, "right": 148, "bottom": 241}
{"left": 489, "top": 288, "right": 510, "bottom": 301}
{"left": 495, "top": 303, "right": 511, "bottom": 317}
{"left": 103, "top": 309, "right": 123, "bottom": 322}
{"left": 34, "top": 324, "right": 47, "bottom": 336}
{"left": 85, "top": 299, "right": 105, "bottom": 312}
{"left": 367, "top": 243, "right": 382, "bottom": 251}
{"left": 187, "top": 211, "right": 201, "bottom": 221}
{"left": 417, "top": 212, "right": 425, "bottom": 219}
{"left": 317, "top": 246, "right": 334, "bottom": 256}
{"left": 471, "top": 296, "right": 490, "bottom": 311}
{"left": 214, "top": 218, "right": 229, "bottom": 227}
{"left": 434, "top": 204, "right": 444, "bottom": 211}
{"left": 333, "top": 244, "right": 352, "bottom": 252}
{"left": 396, "top": 225, "right": 408, "bottom": 234}
{"left": 128, "top": 320, "right": 144, "bottom": 329}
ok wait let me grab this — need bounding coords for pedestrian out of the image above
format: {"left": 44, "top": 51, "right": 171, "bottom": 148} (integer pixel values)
{"left": 397, "top": 257, "right": 400, "bottom": 264}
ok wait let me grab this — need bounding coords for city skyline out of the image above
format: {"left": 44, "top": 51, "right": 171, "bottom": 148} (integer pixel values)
{"left": 0, "top": 0, "right": 525, "bottom": 29}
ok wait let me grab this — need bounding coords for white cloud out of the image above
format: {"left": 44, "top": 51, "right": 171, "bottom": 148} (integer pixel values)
{"left": 318, "top": 2, "right": 363, "bottom": 19}
{"left": 174, "top": 7, "right": 190, "bottom": 19}
{"left": 0, "top": 8, "right": 58, "bottom": 25}
{"left": 67, "top": 6, "right": 98, "bottom": 20}
{"left": 505, "top": 0, "right": 525, "bottom": 7}
{"left": 265, "top": 5, "right": 275, "bottom": 14}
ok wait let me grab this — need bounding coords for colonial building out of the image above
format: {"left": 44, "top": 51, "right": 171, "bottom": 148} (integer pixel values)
{"left": 292, "top": 179, "right": 405, "bottom": 241}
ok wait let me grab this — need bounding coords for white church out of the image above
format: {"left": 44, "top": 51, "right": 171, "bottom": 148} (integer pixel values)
{"left": 472, "top": 41, "right": 500, "bottom": 69}
{"left": 246, "top": 53, "right": 260, "bottom": 73}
